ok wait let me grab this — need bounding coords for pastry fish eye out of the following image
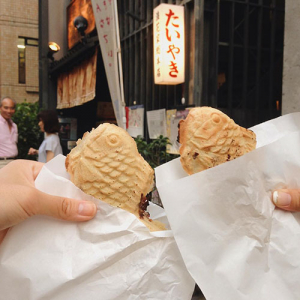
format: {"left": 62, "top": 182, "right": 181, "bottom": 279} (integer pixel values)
{"left": 106, "top": 133, "right": 121, "bottom": 147}
{"left": 212, "top": 113, "right": 221, "bottom": 124}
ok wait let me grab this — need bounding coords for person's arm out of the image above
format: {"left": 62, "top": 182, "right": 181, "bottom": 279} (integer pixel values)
{"left": 14, "top": 124, "right": 18, "bottom": 144}
{"left": 272, "top": 189, "right": 300, "bottom": 211}
{"left": 28, "top": 148, "right": 38, "bottom": 155}
{"left": 0, "top": 160, "right": 97, "bottom": 244}
{"left": 46, "top": 150, "right": 55, "bottom": 162}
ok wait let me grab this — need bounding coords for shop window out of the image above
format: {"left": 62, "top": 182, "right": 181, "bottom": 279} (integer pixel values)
{"left": 18, "top": 38, "right": 26, "bottom": 84}
{"left": 17, "top": 37, "right": 39, "bottom": 84}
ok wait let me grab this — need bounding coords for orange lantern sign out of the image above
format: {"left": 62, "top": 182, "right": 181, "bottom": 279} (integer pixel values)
{"left": 153, "top": 4, "right": 185, "bottom": 85}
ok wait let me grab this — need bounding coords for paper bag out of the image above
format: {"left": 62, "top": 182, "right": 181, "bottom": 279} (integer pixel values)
{"left": 156, "top": 112, "right": 300, "bottom": 300}
{"left": 0, "top": 155, "right": 195, "bottom": 300}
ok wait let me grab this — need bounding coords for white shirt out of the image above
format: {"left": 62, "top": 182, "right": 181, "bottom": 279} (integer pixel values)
{"left": 0, "top": 114, "right": 18, "bottom": 157}
{"left": 38, "top": 133, "right": 62, "bottom": 163}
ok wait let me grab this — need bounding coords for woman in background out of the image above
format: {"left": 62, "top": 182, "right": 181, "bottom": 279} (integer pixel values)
{"left": 28, "top": 110, "right": 62, "bottom": 162}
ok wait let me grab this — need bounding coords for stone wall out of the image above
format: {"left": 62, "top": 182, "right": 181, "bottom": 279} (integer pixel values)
{"left": 282, "top": 1, "right": 300, "bottom": 114}
{"left": 48, "top": 0, "right": 70, "bottom": 61}
{"left": 0, "top": 0, "right": 39, "bottom": 103}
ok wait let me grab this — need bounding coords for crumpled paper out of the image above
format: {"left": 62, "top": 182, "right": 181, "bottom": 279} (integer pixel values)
{"left": 0, "top": 155, "right": 195, "bottom": 300}
{"left": 156, "top": 112, "right": 300, "bottom": 300}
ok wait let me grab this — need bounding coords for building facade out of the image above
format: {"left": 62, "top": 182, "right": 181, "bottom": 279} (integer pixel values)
{"left": 282, "top": 0, "right": 300, "bottom": 114}
{"left": 42, "top": 0, "right": 285, "bottom": 143}
{"left": 0, "top": 0, "right": 39, "bottom": 103}
{"left": 119, "top": 0, "right": 285, "bottom": 133}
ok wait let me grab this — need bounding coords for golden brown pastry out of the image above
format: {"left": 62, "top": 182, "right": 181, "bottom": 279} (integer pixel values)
{"left": 179, "top": 107, "right": 256, "bottom": 175}
{"left": 66, "top": 123, "right": 166, "bottom": 232}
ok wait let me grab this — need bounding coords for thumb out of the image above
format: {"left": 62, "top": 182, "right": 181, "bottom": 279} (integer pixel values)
{"left": 35, "top": 190, "right": 97, "bottom": 222}
{"left": 272, "top": 189, "right": 300, "bottom": 212}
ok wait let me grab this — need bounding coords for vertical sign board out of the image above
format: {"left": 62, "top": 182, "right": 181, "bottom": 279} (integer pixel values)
{"left": 153, "top": 4, "right": 185, "bottom": 85}
{"left": 91, "top": 0, "right": 126, "bottom": 129}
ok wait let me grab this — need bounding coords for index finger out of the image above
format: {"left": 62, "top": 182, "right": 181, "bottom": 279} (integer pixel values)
{"left": 0, "top": 160, "right": 44, "bottom": 185}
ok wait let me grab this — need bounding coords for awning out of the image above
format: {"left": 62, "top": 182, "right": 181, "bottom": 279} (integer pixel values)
{"left": 56, "top": 49, "right": 97, "bottom": 109}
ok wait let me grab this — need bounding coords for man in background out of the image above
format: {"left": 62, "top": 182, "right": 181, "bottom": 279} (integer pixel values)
{"left": 0, "top": 97, "right": 18, "bottom": 168}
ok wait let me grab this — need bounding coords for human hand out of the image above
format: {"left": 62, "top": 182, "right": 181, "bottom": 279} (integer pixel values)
{"left": 0, "top": 160, "right": 97, "bottom": 244}
{"left": 272, "top": 189, "right": 300, "bottom": 212}
{"left": 28, "top": 148, "right": 38, "bottom": 155}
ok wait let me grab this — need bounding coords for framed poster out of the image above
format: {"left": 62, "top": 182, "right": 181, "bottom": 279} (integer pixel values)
{"left": 58, "top": 118, "right": 77, "bottom": 141}
{"left": 166, "top": 109, "right": 190, "bottom": 154}
{"left": 127, "top": 105, "right": 144, "bottom": 138}
{"left": 147, "top": 109, "right": 167, "bottom": 139}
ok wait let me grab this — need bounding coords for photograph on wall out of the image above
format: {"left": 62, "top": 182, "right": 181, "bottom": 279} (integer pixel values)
{"left": 127, "top": 105, "right": 144, "bottom": 138}
{"left": 166, "top": 109, "right": 190, "bottom": 154}
{"left": 147, "top": 109, "right": 167, "bottom": 139}
{"left": 58, "top": 118, "right": 77, "bottom": 141}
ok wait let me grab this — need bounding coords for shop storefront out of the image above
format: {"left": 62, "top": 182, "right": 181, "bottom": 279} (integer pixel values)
{"left": 40, "top": 0, "right": 285, "bottom": 150}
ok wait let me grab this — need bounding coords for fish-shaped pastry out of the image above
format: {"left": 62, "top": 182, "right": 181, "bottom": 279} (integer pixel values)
{"left": 65, "top": 123, "right": 166, "bottom": 232}
{"left": 178, "top": 106, "right": 256, "bottom": 175}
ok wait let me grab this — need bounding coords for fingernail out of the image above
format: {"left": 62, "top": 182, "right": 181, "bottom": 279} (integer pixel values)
{"left": 78, "top": 202, "right": 97, "bottom": 216}
{"left": 273, "top": 191, "right": 291, "bottom": 207}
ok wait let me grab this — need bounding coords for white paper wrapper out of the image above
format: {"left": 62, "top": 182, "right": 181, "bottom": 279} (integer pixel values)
{"left": 0, "top": 155, "right": 195, "bottom": 300}
{"left": 156, "top": 112, "right": 300, "bottom": 300}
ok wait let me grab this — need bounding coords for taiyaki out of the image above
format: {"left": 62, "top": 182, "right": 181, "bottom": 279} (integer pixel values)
{"left": 179, "top": 107, "right": 256, "bottom": 175}
{"left": 65, "top": 123, "right": 166, "bottom": 232}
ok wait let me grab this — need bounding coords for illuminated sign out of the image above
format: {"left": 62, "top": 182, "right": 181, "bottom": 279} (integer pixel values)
{"left": 153, "top": 4, "right": 185, "bottom": 85}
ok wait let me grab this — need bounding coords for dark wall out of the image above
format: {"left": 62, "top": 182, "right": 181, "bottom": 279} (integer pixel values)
{"left": 56, "top": 48, "right": 112, "bottom": 155}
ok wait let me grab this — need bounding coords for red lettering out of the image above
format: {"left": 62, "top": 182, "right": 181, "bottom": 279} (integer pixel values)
{"left": 156, "top": 33, "right": 160, "bottom": 43}
{"left": 167, "top": 44, "right": 180, "bottom": 60}
{"left": 166, "top": 28, "right": 180, "bottom": 41}
{"left": 165, "top": 9, "right": 175, "bottom": 26}
{"left": 165, "top": 9, "right": 180, "bottom": 28}
{"left": 155, "top": 11, "right": 160, "bottom": 22}
{"left": 169, "top": 61, "right": 179, "bottom": 78}
{"left": 157, "top": 68, "right": 161, "bottom": 77}
{"left": 166, "top": 28, "right": 171, "bottom": 42}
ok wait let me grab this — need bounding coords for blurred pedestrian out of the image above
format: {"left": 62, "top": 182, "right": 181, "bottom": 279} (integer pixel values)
{"left": 28, "top": 110, "right": 63, "bottom": 162}
{"left": 0, "top": 97, "right": 18, "bottom": 168}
